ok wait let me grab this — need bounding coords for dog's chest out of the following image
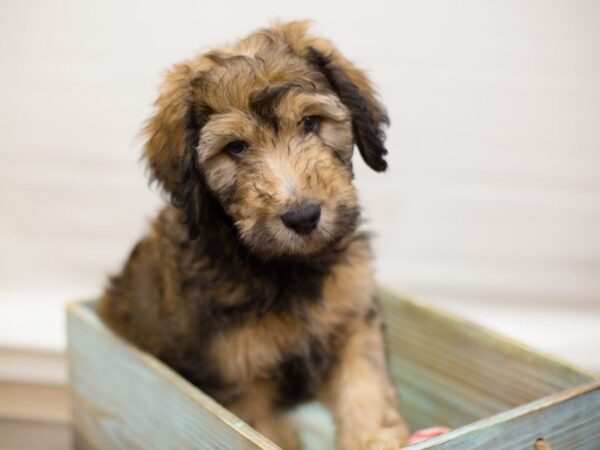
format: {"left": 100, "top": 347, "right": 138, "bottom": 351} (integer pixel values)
{"left": 206, "top": 311, "right": 334, "bottom": 407}
{"left": 188, "top": 233, "right": 375, "bottom": 401}
{"left": 208, "top": 312, "right": 320, "bottom": 382}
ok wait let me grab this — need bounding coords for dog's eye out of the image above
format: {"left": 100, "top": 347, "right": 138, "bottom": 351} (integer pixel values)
{"left": 223, "top": 140, "right": 248, "bottom": 156}
{"left": 302, "top": 115, "right": 321, "bottom": 134}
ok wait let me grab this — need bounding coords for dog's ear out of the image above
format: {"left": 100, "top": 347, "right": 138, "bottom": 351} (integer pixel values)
{"left": 274, "top": 21, "right": 389, "bottom": 172}
{"left": 143, "top": 62, "right": 206, "bottom": 239}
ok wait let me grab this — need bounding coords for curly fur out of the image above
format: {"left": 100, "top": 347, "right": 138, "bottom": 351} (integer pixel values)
{"left": 98, "top": 21, "right": 408, "bottom": 449}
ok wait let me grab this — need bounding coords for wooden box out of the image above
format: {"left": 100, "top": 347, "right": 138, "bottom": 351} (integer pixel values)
{"left": 67, "top": 289, "right": 600, "bottom": 449}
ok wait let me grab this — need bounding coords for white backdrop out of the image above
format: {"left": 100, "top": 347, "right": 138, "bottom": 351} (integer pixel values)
{"left": 1, "top": 0, "right": 599, "bottom": 373}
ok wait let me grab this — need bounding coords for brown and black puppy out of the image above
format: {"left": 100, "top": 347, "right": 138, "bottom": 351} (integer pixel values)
{"left": 98, "top": 21, "right": 409, "bottom": 450}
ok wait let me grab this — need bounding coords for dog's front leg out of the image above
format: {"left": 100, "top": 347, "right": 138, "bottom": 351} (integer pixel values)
{"left": 227, "top": 380, "right": 300, "bottom": 450}
{"left": 321, "top": 317, "right": 409, "bottom": 450}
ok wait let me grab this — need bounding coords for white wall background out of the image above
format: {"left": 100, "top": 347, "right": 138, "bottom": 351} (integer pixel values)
{"left": 1, "top": 0, "right": 599, "bottom": 373}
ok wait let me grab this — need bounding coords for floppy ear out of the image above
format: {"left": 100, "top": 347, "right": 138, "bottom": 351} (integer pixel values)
{"left": 143, "top": 62, "right": 206, "bottom": 239}
{"left": 274, "top": 21, "right": 390, "bottom": 172}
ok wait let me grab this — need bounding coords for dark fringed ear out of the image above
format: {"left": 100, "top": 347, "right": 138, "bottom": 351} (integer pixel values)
{"left": 307, "top": 46, "right": 389, "bottom": 172}
{"left": 170, "top": 105, "right": 204, "bottom": 240}
{"left": 142, "top": 61, "right": 217, "bottom": 241}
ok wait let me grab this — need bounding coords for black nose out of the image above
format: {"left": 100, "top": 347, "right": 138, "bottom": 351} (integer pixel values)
{"left": 280, "top": 202, "right": 321, "bottom": 235}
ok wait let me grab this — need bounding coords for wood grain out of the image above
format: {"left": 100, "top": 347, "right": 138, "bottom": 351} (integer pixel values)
{"left": 408, "top": 381, "right": 600, "bottom": 450}
{"left": 67, "top": 302, "right": 279, "bottom": 450}
{"left": 377, "top": 287, "right": 596, "bottom": 432}
{"left": 67, "top": 290, "right": 599, "bottom": 449}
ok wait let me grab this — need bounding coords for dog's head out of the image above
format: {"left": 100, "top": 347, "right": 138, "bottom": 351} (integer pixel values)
{"left": 143, "top": 21, "right": 389, "bottom": 259}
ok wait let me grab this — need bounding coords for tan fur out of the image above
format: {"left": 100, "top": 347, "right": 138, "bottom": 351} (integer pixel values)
{"left": 98, "top": 21, "right": 407, "bottom": 449}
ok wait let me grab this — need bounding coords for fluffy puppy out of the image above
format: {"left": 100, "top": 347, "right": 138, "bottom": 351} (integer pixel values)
{"left": 98, "top": 21, "right": 409, "bottom": 449}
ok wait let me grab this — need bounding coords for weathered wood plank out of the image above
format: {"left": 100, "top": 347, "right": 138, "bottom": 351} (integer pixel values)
{"left": 67, "top": 302, "right": 279, "bottom": 450}
{"left": 68, "top": 290, "right": 599, "bottom": 449}
{"left": 408, "top": 381, "right": 600, "bottom": 450}
{"left": 377, "top": 287, "right": 596, "bottom": 431}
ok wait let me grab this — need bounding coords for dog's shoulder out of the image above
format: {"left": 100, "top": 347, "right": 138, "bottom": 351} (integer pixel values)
{"left": 319, "top": 232, "right": 377, "bottom": 322}
{"left": 97, "top": 205, "right": 194, "bottom": 349}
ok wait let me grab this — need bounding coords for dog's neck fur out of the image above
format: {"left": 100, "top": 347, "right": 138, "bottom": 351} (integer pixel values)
{"left": 179, "top": 184, "right": 355, "bottom": 327}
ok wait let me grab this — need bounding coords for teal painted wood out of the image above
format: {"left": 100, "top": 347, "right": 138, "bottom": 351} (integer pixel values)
{"left": 377, "top": 288, "right": 596, "bottom": 431}
{"left": 407, "top": 382, "right": 600, "bottom": 450}
{"left": 67, "top": 302, "right": 279, "bottom": 450}
{"left": 67, "top": 290, "right": 599, "bottom": 450}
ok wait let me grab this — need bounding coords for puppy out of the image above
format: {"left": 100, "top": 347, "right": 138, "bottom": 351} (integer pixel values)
{"left": 98, "top": 21, "right": 409, "bottom": 450}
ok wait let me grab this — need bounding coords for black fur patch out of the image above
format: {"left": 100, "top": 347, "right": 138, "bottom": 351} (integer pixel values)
{"left": 249, "top": 84, "right": 295, "bottom": 131}
{"left": 159, "top": 343, "right": 227, "bottom": 396}
{"left": 365, "top": 295, "right": 382, "bottom": 324}
{"left": 185, "top": 216, "right": 351, "bottom": 328}
{"left": 275, "top": 338, "right": 333, "bottom": 408}
{"left": 306, "top": 47, "right": 389, "bottom": 172}
{"left": 171, "top": 103, "right": 212, "bottom": 240}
